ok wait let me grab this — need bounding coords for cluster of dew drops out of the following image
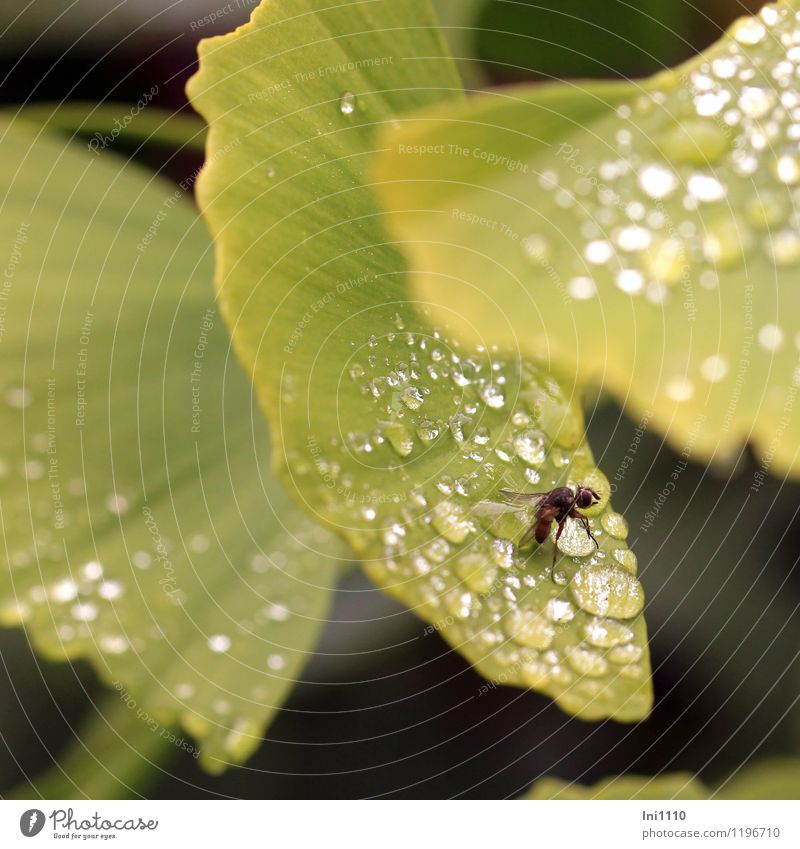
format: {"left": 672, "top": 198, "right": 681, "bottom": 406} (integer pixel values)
{"left": 520, "top": 4, "right": 800, "bottom": 406}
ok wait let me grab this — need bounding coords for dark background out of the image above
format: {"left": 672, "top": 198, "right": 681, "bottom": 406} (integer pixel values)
{"left": 2, "top": 0, "right": 797, "bottom": 799}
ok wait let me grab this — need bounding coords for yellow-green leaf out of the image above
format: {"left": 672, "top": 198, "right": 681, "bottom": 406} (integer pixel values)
{"left": 0, "top": 119, "right": 349, "bottom": 772}
{"left": 188, "top": 0, "right": 651, "bottom": 720}
{"left": 374, "top": 0, "right": 800, "bottom": 477}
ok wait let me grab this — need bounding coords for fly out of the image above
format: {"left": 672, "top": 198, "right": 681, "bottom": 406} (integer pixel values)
{"left": 499, "top": 484, "right": 601, "bottom": 565}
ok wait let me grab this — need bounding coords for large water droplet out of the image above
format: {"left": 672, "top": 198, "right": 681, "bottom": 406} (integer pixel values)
{"left": 570, "top": 564, "right": 645, "bottom": 618}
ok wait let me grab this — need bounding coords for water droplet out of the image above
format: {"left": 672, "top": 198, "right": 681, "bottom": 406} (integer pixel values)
{"left": 99, "top": 634, "right": 129, "bottom": 654}
{"left": 583, "top": 617, "right": 634, "bottom": 648}
{"left": 81, "top": 561, "right": 104, "bottom": 581}
{"left": 616, "top": 269, "right": 645, "bottom": 295}
{"left": 612, "top": 548, "right": 638, "bottom": 574}
{"left": 601, "top": 511, "right": 629, "bottom": 539}
{"left": 687, "top": 173, "right": 726, "bottom": 203}
{"left": 732, "top": 17, "right": 765, "bottom": 45}
{"left": 71, "top": 602, "right": 98, "bottom": 622}
{"left": 608, "top": 643, "right": 643, "bottom": 664}
{"left": 105, "top": 493, "right": 129, "bottom": 515}
{"left": 513, "top": 429, "right": 546, "bottom": 465}
{"left": 267, "top": 653, "right": 286, "bottom": 670}
{"left": 665, "top": 376, "right": 695, "bottom": 402}
{"left": 449, "top": 413, "right": 471, "bottom": 442}
{"left": 503, "top": 609, "right": 554, "bottom": 649}
{"left": 584, "top": 240, "right": 614, "bottom": 265}
{"left": 568, "top": 276, "right": 597, "bottom": 300}
{"left": 400, "top": 386, "right": 424, "bottom": 409}
{"left": 480, "top": 383, "right": 505, "bottom": 409}
{"left": 638, "top": 164, "right": 678, "bottom": 199}
{"left": 50, "top": 579, "right": 78, "bottom": 603}
{"left": 566, "top": 645, "right": 609, "bottom": 677}
{"left": 616, "top": 225, "right": 652, "bottom": 252}
{"left": 98, "top": 580, "right": 123, "bottom": 600}
{"left": 415, "top": 420, "right": 441, "bottom": 443}
{"left": 546, "top": 597, "right": 575, "bottom": 624}
{"left": 339, "top": 91, "right": 357, "bottom": 115}
{"left": 5, "top": 386, "right": 33, "bottom": 408}
{"left": 775, "top": 154, "right": 800, "bottom": 185}
{"left": 758, "top": 323, "right": 784, "bottom": 351}
{"left": 700, "top": 354, "right": 730, "bottom": 383}
{"left": 380, "top": 421, "right": 414, "bottom": 457}
{"left": 570, "top": 564, "right": 645, "bottom": 618}
{"left": 455, "top": 551, "right": 497, "bottom": 594}
{"left": 490, "top": 537, "right": 515, "bottom": 568}
{"left": 432, "top": 500, "right": 473, "bottom": 543}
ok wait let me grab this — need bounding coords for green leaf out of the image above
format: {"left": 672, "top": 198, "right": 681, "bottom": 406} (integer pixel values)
{"left": 7, "top": 693, "right": 178, "bottom": 799}
{"left": 431, "top": 0, "right": 490, "bottom": 89}
{"left": 373, "top": 1, "right": 800, "bottom": 477}
{"left": 11, "top": 103, "right": 207, "bottom": 154}
{"left": 0, "top": 120, "right": 349, "bottom": 773}
{"left": 525, "top": 758, "right": 800, "bottom": 799}
{"left": 188, "top": 0, "right": 651, "bottom": 720}
{"left": 720, "top": 757, "right": 800, "bottom": 800}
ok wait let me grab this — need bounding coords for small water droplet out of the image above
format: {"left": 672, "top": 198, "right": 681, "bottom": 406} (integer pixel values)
{"left": 546, "top": 597, "right": 575, "bottom": 623}
{"left": 339, "top": 91, "right": 357, "bottom": 115}
{"left": 638, "top": 164, "right": 678, "bottom": 199}
{"left": 583, "top": 617, "right": 634, "bottom": 648}
{"left": 432, "top": 500, "right": 473, "bottom": 543}
{"left": 513, "top": 429, "right": 546, "bottom": 466}
{"left": 208, "top": 634, "right": 231, "bottom": 653}
{"left": 566, "top": 645, "right": 609, "bottom": 677}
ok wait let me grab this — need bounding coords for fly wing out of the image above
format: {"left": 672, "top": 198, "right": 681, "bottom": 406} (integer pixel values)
{"left": 499, "top": 488, "right": 548, "bottom": 507}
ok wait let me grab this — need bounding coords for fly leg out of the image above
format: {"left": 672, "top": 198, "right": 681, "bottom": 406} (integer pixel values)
{"left": 552, "top": 519, "right": 566, "bottom": 567}
{"left": 571, "top": 509, "right": 598, "bottom": 550}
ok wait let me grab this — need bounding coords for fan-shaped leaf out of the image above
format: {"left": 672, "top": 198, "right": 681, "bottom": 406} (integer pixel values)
{"left": 187, "top": 0, "right": 652, "bottom": 720}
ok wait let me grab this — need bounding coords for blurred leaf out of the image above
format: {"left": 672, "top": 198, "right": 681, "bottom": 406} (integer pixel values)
{"left": 187, "top": 0, "right": 651, "bottom": 720}
{"left": 11, "top": 104, "right": 207, "bottom": 154}
{"left": 7, "top": 693, "right": 177, "bottom": 799}
{"left": 374, "top": 1, "right": 800, "bottom": 478}
{"left": 525, "top": 757, "right": 800, "bottom": 799}
{"left": 721, "top": 758, "right": 800, "bottom": 800}
{"left": 432, "top": 0, "right": 490, "bottom": 88}
{"left": 526, "top": 772, "right": 709, "bottom": 800}
{"left": 476, "top": 0, "right": 696, "bottom": 81}
{"left": 0, "top": 120, "right": 350, "bottom": 773}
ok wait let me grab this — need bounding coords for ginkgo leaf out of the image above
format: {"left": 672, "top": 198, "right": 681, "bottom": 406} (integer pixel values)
{"left": 0, "top": 119, "right": 349, "bottom": 773}
{"left": 373, "top": 0, "right": 800, "bottom": 477}
{"left": 188, "top": 0, "right": 652, "bottom": 720}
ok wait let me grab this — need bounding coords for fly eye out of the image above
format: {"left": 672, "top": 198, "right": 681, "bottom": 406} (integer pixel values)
{"left": 578, "top": 490, "right": 593, "bottom": 508}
